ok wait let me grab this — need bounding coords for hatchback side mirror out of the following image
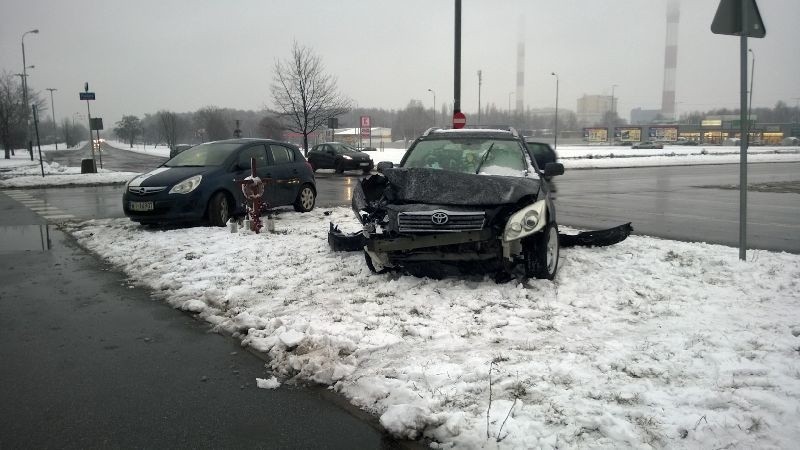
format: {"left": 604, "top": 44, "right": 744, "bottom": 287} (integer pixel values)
{"left": 376, "top": 161, "right": 394, "bottom": 173}
{"left": 543, "top": 162, "right": 564, "bottom": 177}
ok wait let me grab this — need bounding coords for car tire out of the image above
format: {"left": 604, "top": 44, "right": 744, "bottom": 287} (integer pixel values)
{"left": 335, "top": 161, "right": 345, "bottom": 174}
{"left": 293, "top": 184, "right": 316, "bottom": 212}
{"left": 208, "top": 192, "right": 231, "bottom": 227}
{"left": 362, "top": 167, "right": 371, "bottom": 175}
{"left": 522, "top": 222, "right": 559, "bottom": 280}
{"left": 364, "top": 250, "right": 389, "bottom": 274}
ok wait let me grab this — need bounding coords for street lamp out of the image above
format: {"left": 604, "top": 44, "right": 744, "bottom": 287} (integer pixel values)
{"left": 21, "top": 29, "right": 39, "bottom": 148}
{"left": 551, "top": 72, "right": 559, "bottom": 150}
{"left": 46, "top": 88, "right": 58, "bottom": 149}
{"left": 747, "top": 48, "right": 754, "bottom": 132}
{"left": 427, "top": 88, "right": 436, "bottom": 127}
{"left": 508, "top": 91, "right": 514, "bottom": 117}
{"left": 610, "top": 84, "right": 618, "bottom": 116}
{"left": 477, "top": 70, "right": 482, "bottom": 126}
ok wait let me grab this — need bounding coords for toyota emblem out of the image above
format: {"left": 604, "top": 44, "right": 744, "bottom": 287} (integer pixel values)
{"left": 431, "top": 211, "right": 449, "bottom": 225}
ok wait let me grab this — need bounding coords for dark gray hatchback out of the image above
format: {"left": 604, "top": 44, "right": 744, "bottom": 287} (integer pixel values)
{"left": 123, "top": 139, "right": 316, "bottom": 226}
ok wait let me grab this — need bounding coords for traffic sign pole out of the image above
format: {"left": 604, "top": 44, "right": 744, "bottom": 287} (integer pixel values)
{"left": 738, "top": 1, "right": 748, "bottom": 261}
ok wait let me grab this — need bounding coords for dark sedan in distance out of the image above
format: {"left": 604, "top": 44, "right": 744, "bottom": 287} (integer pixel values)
{"left": 123, "top": 139, "right": 317, "bottom": 227}
{"left": 307, "top": 142, "right": 374, "bottom": 174}
{"left": 632, "top": 141, "right": 664, "bottom": 149}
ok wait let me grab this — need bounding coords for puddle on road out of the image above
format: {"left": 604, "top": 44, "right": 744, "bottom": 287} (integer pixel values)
{"left": 0, "top": 225, "right": 53, "bottom": 253}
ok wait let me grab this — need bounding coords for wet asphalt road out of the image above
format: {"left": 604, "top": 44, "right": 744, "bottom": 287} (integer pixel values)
{"left": 0, "top": 190, "right": 405, "bottom": 448}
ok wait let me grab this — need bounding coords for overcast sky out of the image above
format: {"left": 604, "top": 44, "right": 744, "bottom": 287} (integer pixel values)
{"left": 2, "top": 0, "right": 798, "bottom": 126}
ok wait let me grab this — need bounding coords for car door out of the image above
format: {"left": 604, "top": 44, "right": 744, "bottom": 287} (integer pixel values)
{"left": 266, "top": 144, "right": 302, "bottom": 206}
{"left": 233, "top": 144, "right": 273, "bottom": 206}
{"left": 320, "top": 144, "right": 337, "bottom": 169}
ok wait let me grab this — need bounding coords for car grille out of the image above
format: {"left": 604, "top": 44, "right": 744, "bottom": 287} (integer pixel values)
{"left": 398, "top": 210, "right": 485, "bottom": 233}
{"left": 128, "top": 186, "right": 167, "bottom": 195}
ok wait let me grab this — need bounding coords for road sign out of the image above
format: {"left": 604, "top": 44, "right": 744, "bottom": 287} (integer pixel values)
{"left": 79, "top": 92, "right": 96, "bottom": 101}
{"left": 360, "top": 116, "right": 371, "bottom": 128}
{"left": 452, "top": 111, "right": 466, "bottom": 129}
{"left": 711, "top": 0, "right": 766, "bottom": 38}
{"left": 90, "top": 118, "right": 103, "bottom": 131}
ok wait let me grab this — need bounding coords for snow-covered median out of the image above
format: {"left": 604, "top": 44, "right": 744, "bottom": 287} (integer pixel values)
{"left": 0, "top": 161, "right": 138, "bottom": 188}
{"left": 62, "top": 208, "right": 800, "bottom": 448}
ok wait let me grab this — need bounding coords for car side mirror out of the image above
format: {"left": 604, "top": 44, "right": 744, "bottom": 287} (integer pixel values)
{"left": 543, "top": 162, "right": 564, "bottom": 177}
{"left": 376, "top": 161, "right": 394, "bottom": 173}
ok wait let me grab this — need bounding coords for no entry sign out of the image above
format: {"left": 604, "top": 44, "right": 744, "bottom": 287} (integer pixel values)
{"left": 452, "top": 111, "right": 466, "bottom": 129}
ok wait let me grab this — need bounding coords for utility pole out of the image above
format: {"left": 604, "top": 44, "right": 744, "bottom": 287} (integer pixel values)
{"left": 551, "top": 72, "right": 559, "bottom": 150}
{"left": 477, "top": 70, "right": 482, "bottom": 125}
{"left": 46, "top": 88, "right": 58, "bottom": 149}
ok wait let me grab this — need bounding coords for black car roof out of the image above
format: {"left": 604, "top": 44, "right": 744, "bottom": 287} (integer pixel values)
{"left": 420, "top": 129, "right": 519, "bottom": 140}
{"left": 206, "top": 138, "right": 297, "bottom": 147}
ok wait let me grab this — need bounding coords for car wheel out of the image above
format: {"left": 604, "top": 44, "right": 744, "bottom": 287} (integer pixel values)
{"left": 362, "top": 167, "right": 371, "bottom": 175}
{"left": 335, "top": 163, "right": 345, "bottom": 174}
{"left": 293, "top": 184, "right": 316, "bottom": 212}
{"left": 364, "top": 250, "right": 389, "bottom": 274}
{"left": 208, "top": 192, "right": 231, "bottom": 227}
{"left": 522, "top": 222, "right": 559, "bottom": 280}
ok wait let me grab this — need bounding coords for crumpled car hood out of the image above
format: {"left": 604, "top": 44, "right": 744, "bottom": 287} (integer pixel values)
{"left": 379, "top": 167, "right": 540, "bottom": 206}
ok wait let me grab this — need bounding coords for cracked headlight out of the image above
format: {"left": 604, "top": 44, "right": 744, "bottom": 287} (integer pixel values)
{"left": 503, "top": 200, "right": 547, "bottom": 242}
{"left": 169, "top": 175, "right": 202, "bottom": 194}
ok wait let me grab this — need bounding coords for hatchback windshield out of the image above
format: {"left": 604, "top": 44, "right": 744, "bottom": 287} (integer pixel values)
{"left": 402, "top": 138, "right": 529, "bottom": 177}
{"left": 330, "top": 143, "right": 357, "bottom": 154}
{"left": 165, "top": 142, "right": 240, "bottom": 167}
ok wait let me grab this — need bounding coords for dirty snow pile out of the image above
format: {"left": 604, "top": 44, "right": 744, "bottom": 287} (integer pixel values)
{"left": 63, "top": 209, "right": 800, "bottom": 449}
{"left": 0, "top": 161, "right": 138, "bottom": 188}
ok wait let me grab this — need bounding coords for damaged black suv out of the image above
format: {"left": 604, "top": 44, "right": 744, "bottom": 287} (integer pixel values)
{"left": 349, "top": 127, "right": 565, "bottom": 279}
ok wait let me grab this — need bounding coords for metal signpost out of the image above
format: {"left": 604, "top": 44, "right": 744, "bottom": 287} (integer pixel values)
{"left": 79, "top": 84, "right": 98, "bottom": 168}
{"left": 453, "top": 0, "right": 462, "bottom": 128}
{"left": 31, "top": 105, "right": 45, "bottom": 177}
{"left": 711, "top": 0, "right": 766, "bottom": 261}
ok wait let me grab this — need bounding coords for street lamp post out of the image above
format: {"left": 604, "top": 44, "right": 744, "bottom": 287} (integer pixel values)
{"left": 610, "top": 84, "right": 618, "bottom": 118}
{"left": 551, "top": 72, "right": 559, "bottom": 150}
{"left": 21, "top": 29, "right": 39, "bottom": 151}
{"left": 427, "top": 88, "right": 436, "bottom": 127}
{"left": 477, "top": 70, "right": 482, "bottom": 126}
{"left": 508, "top": 91, "right": 514, "bottom": 117}
{"left": 46, "top": 88, "right": 57, "bottom": 149}
{"left": 747, "top": 48, "right": 754, "bottom": 140}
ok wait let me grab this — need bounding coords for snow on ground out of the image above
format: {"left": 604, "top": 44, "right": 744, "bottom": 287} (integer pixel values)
{"left": 105, "top": 140, "right": 171, "bottom": 158}
{"left": 62, "top": 208, "right": 800, "bottom": 449}
{"left": 0, "top": 160, "right": 137, "bottom": 189}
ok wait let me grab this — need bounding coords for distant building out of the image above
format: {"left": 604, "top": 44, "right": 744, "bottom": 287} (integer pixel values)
{"left": 577, "top": 95, "right": 616, "bottom": 126}
{"left": 630, "top": 108, "right": 663, "bottom": 125}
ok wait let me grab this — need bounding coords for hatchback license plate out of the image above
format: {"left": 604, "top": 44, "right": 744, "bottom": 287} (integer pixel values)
{"left": 359, "top": 162, "right": 369, "bottom": 166}
{"left": 129, "top": 201, "right": 154, "bottom": 212}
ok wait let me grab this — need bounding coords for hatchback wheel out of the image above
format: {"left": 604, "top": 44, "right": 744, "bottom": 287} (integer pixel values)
{"left": 293, "top": 184, "right": 316, "bottom": 212}
{"left": 208, "top": 192, "right": 231, "bottom": 227}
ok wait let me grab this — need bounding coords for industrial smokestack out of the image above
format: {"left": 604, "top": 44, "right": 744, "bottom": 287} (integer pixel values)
{"left": 516, "top": 17, "right": 524, "bottom": 114}
{"left": 661, "top": 0, "right": 680, "bottom": 120}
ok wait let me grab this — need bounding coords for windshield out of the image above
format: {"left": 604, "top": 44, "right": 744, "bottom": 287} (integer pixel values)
{"left": 402, "top": 138, "right": 530, "bottom": 177}
{"left": 165, "top": 142, "right": 240, "bottom": 167}
{"left": 330, "top": 143, "right": 357, "bottom": 154}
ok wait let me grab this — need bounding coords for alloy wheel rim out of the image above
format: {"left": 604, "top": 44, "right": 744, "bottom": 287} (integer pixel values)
{"left": 301, "top": 188, "right": 314, "bottom": 209}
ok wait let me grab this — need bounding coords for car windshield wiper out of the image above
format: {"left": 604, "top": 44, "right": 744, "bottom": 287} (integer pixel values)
{"left": 474, "top": 143, "right": 495, "bottom": 174}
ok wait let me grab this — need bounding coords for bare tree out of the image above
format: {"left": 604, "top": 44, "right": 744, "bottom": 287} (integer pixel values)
{"left": 114, "top": 115, "right": 143, "bottom": 148}
{"left": 271, "top": 41, "right": 351, "bottom": 155}
{"left": 194, "top": 106, "right": 229, "bottom": 141}
{"left": 0, "top": 71, "right": 25, "bottom": 159}
{"left": 158, "top": 110, "right": 184, "bottom": 150}
{"left": 257, "top": 115, "right": 285, "bottom": 140}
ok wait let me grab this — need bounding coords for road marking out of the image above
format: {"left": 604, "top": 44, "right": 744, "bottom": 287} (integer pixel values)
{"left": 2, "top": 190, "right": 76, "bottom": 223}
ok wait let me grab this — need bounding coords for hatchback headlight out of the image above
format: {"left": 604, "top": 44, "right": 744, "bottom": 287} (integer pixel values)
{"left": 342, "top": 155, "right": 353, "bottom": 160}
{"left": 169, "top": 175, "right": 202, "bottom": 194}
